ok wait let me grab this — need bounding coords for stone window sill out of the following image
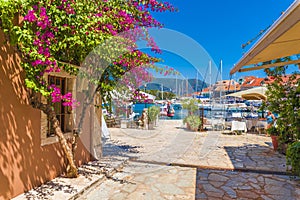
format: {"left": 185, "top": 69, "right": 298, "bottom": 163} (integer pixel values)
{"left": 41, "top": 132, "right": 73, "bottom": 146}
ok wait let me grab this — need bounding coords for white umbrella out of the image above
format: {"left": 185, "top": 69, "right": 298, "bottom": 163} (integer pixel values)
{"left": 226, "top": 87, "right": 267, "bottom": 101}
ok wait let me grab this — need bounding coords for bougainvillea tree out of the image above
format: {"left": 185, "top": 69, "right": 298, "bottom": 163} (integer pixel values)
{"left": 264, "top": 64, "right": 300, "bottom": 175}
{"left": 264, "top": 66, "right": 300, "bottom": 141}
{"left": 0, "top": 0, "right": 175, "bottom": 177}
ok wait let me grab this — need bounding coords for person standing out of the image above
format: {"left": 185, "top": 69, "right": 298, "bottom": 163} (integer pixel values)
{"left": 266, "top": 110, "right": 276, "bottom": 129}
{"left": 141, "top": 108, "right": 148, "bottom": 130}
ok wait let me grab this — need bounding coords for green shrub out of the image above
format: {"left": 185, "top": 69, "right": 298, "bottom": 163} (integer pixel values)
{"left": 286, "top": 141, "right": 300, "bottom": 176}
{"left": 184, "top": 115, "right": 201, "bottom": 130}
{"left": 266, "top": 126, "right": 279, "bottom": 136}
{"left": 147, "top": 106, "right": 160, "bottom": 122}
{"left": 182, "top": 99, "right": 199, "bottom": 115}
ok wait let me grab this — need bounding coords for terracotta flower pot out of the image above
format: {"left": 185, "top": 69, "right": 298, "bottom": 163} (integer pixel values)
{"left": 271, "top": 135, "right": 279, "bottom": 151}
{"left": 186, "top": 123, "right": 190, "bottom": 130}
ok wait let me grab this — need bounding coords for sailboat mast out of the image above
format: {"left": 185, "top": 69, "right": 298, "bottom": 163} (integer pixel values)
{"left": 196, "top": 70, "right": 198, "bottom": 95}
{"left": 161, "top": 83, "right": 163, "bottom": 100}
{"left": 209, "top": 60, "right": 212, "bottom": 99}
{"left": 175, "top": 74, "right": 178, "bottom": 97}
{"left": 220, "top": 60, "right": 223, "bottom": 80}
{"left": 186, "top": 77, "right": 188, "bottom": 97}
{"left": 220, "top": 59, "right": 222, "bottom": 101}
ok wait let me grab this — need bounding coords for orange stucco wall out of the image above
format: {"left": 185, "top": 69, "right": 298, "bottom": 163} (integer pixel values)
{"left": 0, "top": 31, "right": 92, "bottom": 199}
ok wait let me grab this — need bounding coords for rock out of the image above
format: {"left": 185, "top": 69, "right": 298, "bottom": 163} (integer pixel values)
{"left": 208, "top": 173, "right": 229, "bottom": 182}
{"left": 221, "top": 186, "right": 237, "bottom": 199}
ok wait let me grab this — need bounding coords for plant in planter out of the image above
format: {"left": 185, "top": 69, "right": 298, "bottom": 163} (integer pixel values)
{"left": 147, "top": 106, "right": 160, "bottom": 129}
{"left": 267, "top": 126, "right": 280, "bottom": 151}
{"left": 182, "top": 99, "right": 199, "bottom": 115}
{"left": 182, "top": 99, "right": 202, "bottom": 131}
{"left": 184, "top": 115, "right": 201, "bottom": 131}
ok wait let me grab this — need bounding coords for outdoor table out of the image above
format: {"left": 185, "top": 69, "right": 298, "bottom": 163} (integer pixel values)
{"left": 245, "top": 119, "right": 267, "bottom": 133}
{"left": 231, "top": 121, "right": 247, "bottom": 132}
{"left": 256, "top": 120, "right": 267, "bottom": 134}
{"left": 211, "top": 118, "right": 225, "bottom": 131}
{"left": 256, "top": 120, "right": 267, "bottom": 128}
{"left": 246, "top": 119, "right": 259, "bottom": 131}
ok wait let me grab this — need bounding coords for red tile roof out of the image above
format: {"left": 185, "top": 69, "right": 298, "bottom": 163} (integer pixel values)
{"left": 201, "top": 87, "right": 210, "bottom": 93}
{"left": 241, "top": 76, "right": 265, "bottom": 88}
{"left": 264, "top": 74, "right": 300, "bottom": 85}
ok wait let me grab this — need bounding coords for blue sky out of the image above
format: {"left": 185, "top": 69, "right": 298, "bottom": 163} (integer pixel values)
{"left": 146, "top": 0, "right": 295, "bottom": 81}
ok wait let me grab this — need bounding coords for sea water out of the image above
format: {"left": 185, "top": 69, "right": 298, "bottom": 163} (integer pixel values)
{"left": 132, "top": 103, "right": 189, "bottom": 120}
{"left": 132, "top": 103, "right": 262, "bottom": 121}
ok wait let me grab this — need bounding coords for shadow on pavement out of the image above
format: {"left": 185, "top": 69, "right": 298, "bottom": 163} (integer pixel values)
{"left": 195, "top": 142, "right": 299, "bottom": 199}
{"left": 223, "top": 143, "right": 287, "bottom": 173}
{"left": 102, "top": 139, "right": 141, "bottom": 158}
{"left": 195, "top": 167, "right": 300, "bottom": 200}
{"left": 23, "top": 180, "right": 78, "bottom": 199}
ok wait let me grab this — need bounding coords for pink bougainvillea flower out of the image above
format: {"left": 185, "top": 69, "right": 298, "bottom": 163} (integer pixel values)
{"left": 24, "top": 10, "right": 37, "bottom": 22}
{"left": 31, "top": 59, "right": 43, "bottom": 66}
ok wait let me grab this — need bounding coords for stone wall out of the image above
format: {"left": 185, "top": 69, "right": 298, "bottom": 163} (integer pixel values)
{"left": 0, "top": 30, "right": 92, "bottom": 199}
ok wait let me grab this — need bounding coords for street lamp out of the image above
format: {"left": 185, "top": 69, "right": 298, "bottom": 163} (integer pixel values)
{"left": 161, "top": 83, "right": 163, "bottom": 100}
{"left": 144, "top": 84, "right": 147, "bottom": 108}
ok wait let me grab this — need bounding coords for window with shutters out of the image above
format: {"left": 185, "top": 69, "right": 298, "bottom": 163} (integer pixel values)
{"left": 41, "top": 73, "right": 76, "bottom": 146}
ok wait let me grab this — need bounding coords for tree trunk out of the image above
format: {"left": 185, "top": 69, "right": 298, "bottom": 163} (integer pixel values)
{"left": 48, "top": 110, "right": 78, "bottom": 178}
{"left": 31, "top": 96, "right": 78, "bottom": 178}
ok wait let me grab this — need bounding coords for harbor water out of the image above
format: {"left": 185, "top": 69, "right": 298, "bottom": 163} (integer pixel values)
{"left": 132, "top": 103, "right": 188, "bottom": 120}
{"left": 132, "top": 103, "right": 264, "bottom": 121}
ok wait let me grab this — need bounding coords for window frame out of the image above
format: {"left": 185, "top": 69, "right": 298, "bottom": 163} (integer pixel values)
{"left": 41, "top": 71, "right": 76, "bottom": 146}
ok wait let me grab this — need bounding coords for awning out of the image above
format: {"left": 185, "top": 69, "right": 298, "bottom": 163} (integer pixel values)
{"left": 226, "top": 87, "right": 267, "bottom": 101}
{"left": 230, "top": 0, "right": 300, "bottom": 75}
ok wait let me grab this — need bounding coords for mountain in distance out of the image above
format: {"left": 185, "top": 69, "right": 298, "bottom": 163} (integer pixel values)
{"left": 144, "top": 78, "right": 208, "bottom": 96}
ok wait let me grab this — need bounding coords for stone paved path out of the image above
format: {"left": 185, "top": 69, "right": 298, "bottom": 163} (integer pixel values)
{"left": 196, "top": 169, "right": 300, "bottom": 200}
{"left": 78, "top": 161, "right": 300, "bottom": 200}
{"left": 105, "top": 120, "right": 287, "bottom": 172}
{"left": 77, "top": 120, "right": 300, "bottom": 200}
{"left": 79, "top": 161, "right": 196, "bottom": 200}
{"left": 13, "top": 120, "right": 299, "bottom": 200}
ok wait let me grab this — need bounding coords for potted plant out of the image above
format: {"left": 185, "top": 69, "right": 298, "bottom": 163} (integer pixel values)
{"left": 267, "top": 126, "right": 279, "bottom": 151}
{"left": 182, "top": 99, "right": 199, "bottom": 115}
{"left": 147, "top": 106, "right": 160, "bottom": 129}
{"left": 184, "top": 115, "right": 201, "bottom": 131}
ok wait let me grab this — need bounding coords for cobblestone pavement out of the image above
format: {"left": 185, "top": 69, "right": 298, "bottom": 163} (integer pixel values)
{"left": 105, "top": 120, "right": 287, "bottom": 172}
{"left": 196, "top": 169, "right": 300, "bottom": 200}
{"left": 78, "top": 162, "right": 300, "bottom": 200}
{"left": 13, "top": 120, "right": 300, "bottom": 199}
{"left": 78, "top": 161, "right": 196, "bottom": 200}
{"left": 78, "top": 120, "right": 300, "bottom": 200}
